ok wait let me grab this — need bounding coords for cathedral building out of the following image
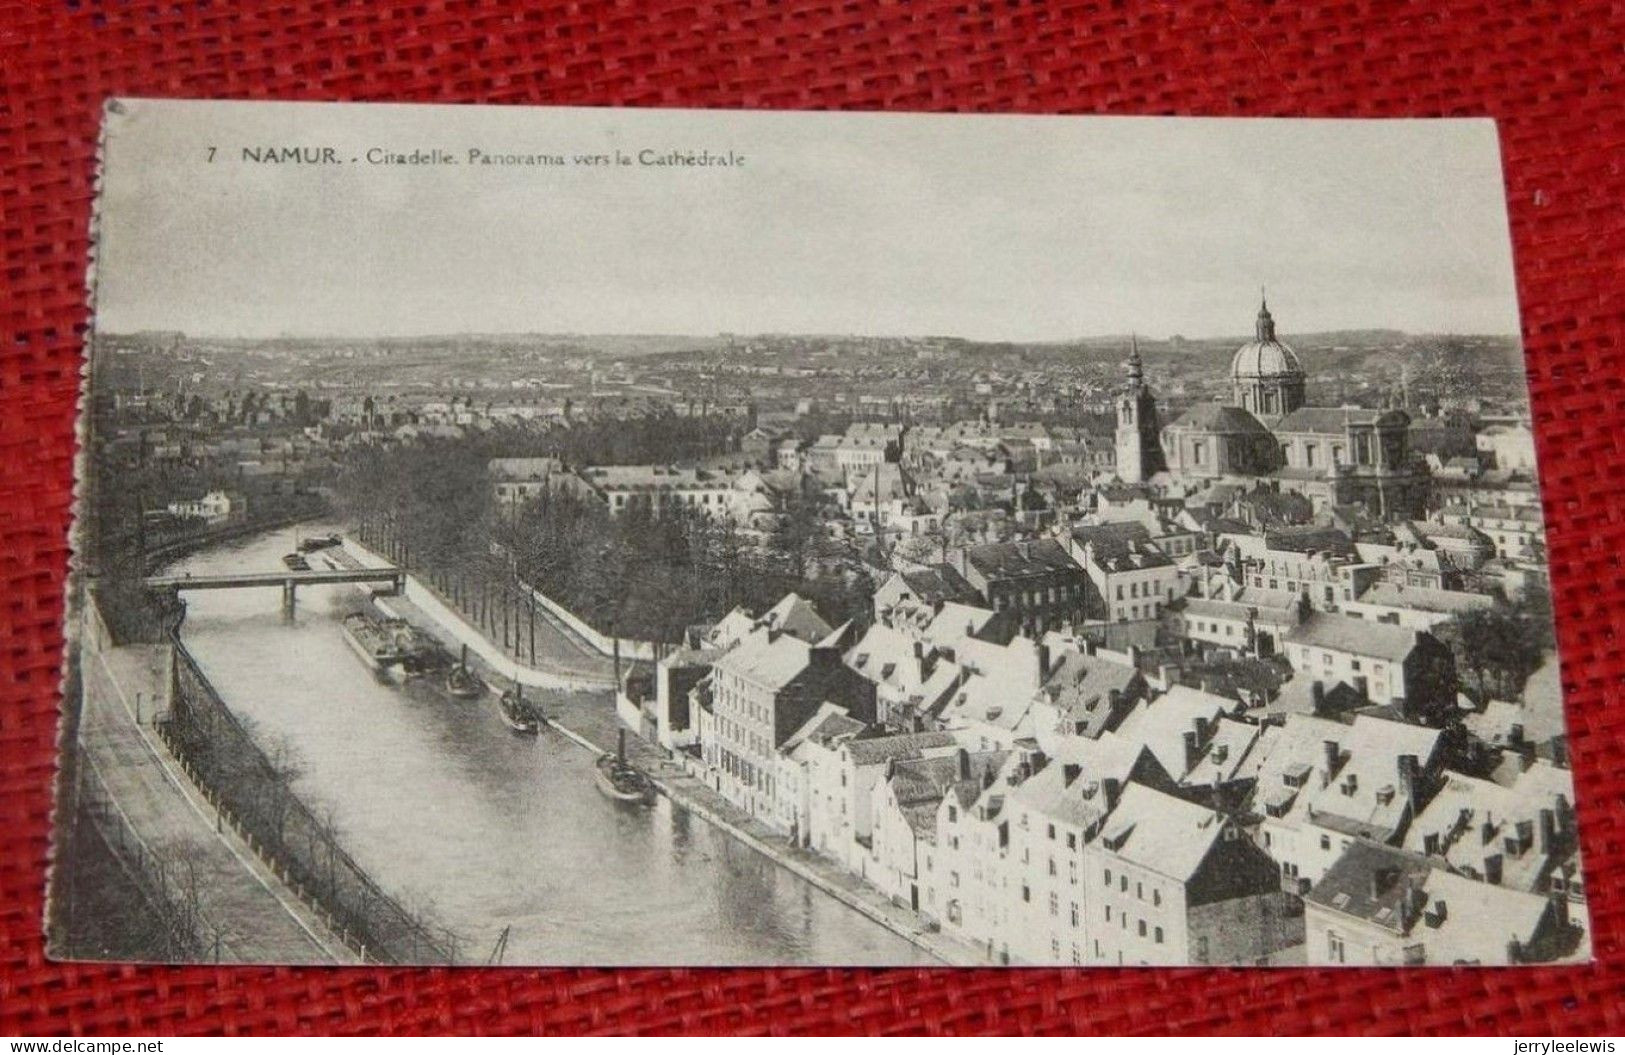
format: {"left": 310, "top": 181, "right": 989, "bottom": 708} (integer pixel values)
{"left": 1115, "top": 297, "right": 1429, "bottom": 520}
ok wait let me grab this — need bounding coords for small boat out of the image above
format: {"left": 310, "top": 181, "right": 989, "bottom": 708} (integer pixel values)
{"left": 281, "top": 552, "right": 311, "bottom": 571}
{"left": 497, "top": 683, "right": 540, "bottom": 734}
{"left": 594, "top": 730, "right": 656, "bottom": 806}
{"left": 297, "top": 532, "right": 343, "bottom": 553}
{"left": 445, "top": 645, "right": 487, "bottom": 700}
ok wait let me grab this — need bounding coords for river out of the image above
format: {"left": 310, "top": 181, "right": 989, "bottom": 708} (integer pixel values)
{"left": 169, "top": 525, "right": 934, "bottom": 966}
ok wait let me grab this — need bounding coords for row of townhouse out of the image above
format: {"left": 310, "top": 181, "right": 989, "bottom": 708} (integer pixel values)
{"left": 631, "top": 553, "right": 1578, "bottom": 965}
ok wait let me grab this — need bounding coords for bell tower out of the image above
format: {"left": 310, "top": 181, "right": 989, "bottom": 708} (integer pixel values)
{"left": 1115, "top": 337, "right": 1165, "bottom": 483}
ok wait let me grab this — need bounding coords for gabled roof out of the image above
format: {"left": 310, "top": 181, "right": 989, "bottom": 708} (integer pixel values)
{"left": 1402, "top": 764, "right": 1575, "bottom": 892}
{"left": 843, "top": 729, "right": 959, "bottom": 766}
{"left": 894, "top": 564, "right": 979, "bottom": 607}
{"left": 1092, "top": 782, "right": 1230, "bottom": 882}
{"left": 1037, "top": 649, "right": 1142, "bottom": 738}
{"left": 1005, "top": 745, "right": 1134, "bottom": 833}
{"left": 712, "top": 630, "right": 812, "bottom": 691}
{"left": 760, "top": 593, "right": 834, "bottom": 644}
{"left": 964, "top": 539, "right": 1081, "bottom": 580}
{"left": 1306, "top": 841, "right": 1554, "bottom": 960}
{"left": 781, "top": 702, "right": 868, "bottom": 756}
{"left": 1355, "top": 582, "right": 1496, "bottom": 616}
{"left": 1275, "top": 407, "right": 1408, "bottom": 434}
{"left": 1167, "top": 403, "right": 1272, "bottom": 435}
{"left": 1114, "top": 685, "right": 1235, "bottom": 780}
{"left": 888, "top": 750, "right": 1010, "bottom": 837}
{"left": 1249, "top": 713, "right": 1442, "bottom": 840}
{"left": 1285, "top": 612, "right": 1426, "bottom": 662}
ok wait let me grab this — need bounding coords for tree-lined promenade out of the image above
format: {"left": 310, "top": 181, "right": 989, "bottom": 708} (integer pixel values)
{"left": 337, "top": 419, "right": 875, "bottom": 651}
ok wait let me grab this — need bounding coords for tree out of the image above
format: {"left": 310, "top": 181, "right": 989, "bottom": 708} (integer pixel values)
{"left": 1435, "top": 606, "right": 1545, "bottom": 703}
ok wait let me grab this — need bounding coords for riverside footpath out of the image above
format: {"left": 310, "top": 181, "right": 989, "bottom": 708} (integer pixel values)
{"left": 340, "top": 535, "right": 990, "bottom": 966}
{"left": 77, "top": 630, "right": 349, "bottom": 964}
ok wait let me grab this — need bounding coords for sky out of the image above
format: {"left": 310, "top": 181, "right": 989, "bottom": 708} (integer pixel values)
{"left": 94, "top": 100, "right": 1524, "bottom": 341}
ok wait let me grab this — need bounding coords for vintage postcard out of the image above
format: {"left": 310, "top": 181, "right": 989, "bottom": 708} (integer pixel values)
{"left": 53, "top": 99, "right": 1589, "bottom": 967}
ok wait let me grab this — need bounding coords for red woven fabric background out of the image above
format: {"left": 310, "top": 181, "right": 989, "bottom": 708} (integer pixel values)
{"left": 2, "top": 0, "right": 1621, "bottom": 1036}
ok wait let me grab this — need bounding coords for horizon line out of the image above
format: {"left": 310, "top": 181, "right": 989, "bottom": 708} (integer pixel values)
{"left": 96, "top": 325, "right": 1525, "bottom": 345}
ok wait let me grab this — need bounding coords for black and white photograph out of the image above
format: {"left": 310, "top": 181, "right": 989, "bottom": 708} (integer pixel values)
{"left": 52, "top": 98, "right": 1590, "bottom": 967}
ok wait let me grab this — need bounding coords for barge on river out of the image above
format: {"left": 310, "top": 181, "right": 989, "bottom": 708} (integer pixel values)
{"left": 341, "top": 612, "right": 445, "bottom": 682}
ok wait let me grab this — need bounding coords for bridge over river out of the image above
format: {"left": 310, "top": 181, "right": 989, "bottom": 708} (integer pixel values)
{"left": 145, "top": 566, "right": 406, "bottom": 619}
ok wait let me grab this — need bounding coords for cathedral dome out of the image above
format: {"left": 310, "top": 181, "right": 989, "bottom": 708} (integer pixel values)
{"left": 1230, "top": 297, "right": 1304, "bottom": 380}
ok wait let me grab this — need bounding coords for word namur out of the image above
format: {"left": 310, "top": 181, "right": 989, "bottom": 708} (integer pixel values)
{"left": 238, "top": 147, "right": 746, "bottom": 169}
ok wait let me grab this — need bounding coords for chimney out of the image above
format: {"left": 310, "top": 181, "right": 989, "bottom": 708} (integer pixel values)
{"left": 1400, "top": 875, "right": 1422, "bottom": 929}
{"left": 1322, "top": 739, "right": 1341, "bottom": 784}
{"left": 1397, "top": 754, "right": 1420, "bottom": 808}
{"left": 1538, "top": 808, "right": 1558, "bottom": 855}
{"left": 1182, "top": 730, "right": 1201, "bottom": 772}
{"left": 1038, "top": 641, "right": 1052, "bottom": 680}
{"left": 956, "top": 747, "right": 971, "bottom": 781}
{"left": 1062, "top": 763, "right": 1082, "bottom": 784}
{"left": 1311, "top": 680, "right": 1327, "bottom": 713}
{"left": 1508, "top": 722, "right": 1525, "bottom": 747}
{"left": 1485, "top": 853, "right": 1504, "bottom": 885}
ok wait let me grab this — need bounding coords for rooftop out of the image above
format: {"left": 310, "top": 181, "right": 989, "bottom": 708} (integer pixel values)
{"left": 1286, "top": 612, "right": 1427, "bottom": 662}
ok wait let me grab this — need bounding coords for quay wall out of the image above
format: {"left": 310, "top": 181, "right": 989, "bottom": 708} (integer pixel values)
{"left": 162, "top": 634, "right": 457, "bottom": 964}
{"left": 511, "top": 579, "right": 664, "bottom": 663}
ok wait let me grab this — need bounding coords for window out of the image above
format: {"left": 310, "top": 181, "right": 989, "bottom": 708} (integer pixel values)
{"left": 1104, "top": 868, "right": 1112, "bottom": 885}
{"left": 1104, "top": 905, "right": 1112, "bottom": 922}
{"left": 1320, "top": 834, "right": 1332, "bottom": 851}
{"left": 1120, "top": 875, "right": 1128, "bottom": 892}
{"left": 1070, "top": 902, "right": 1080, "bottom": 927}
{"left": 1153, "top": 890, "right": 1161, "bottom": 907}
{"left": 1328, "top": 932, "right": 1346, "bottom": 964}
{"left": 1194, "top": 936, "right": 1209, "bottom": 962}
{"left": 1047, "top": 823, "right": 1056, "bottom": 840}
{"left": 1136, "top": 881, "right": 1143, "bottom": 900}
{"left": 1049, "top": 893, "right": 1059, "bottom": 916}
{"left": 1138, "top": 920, "right": 1147, "bottom": 938}
{"left": 1022, "top": 885, "right": 1031, "bottom": 903}
{"left": 1155, "top": 926, "right": 1164, "bottom": 944}
{"left": 1051, "top": 938, "right": 1061, "bottom": 958}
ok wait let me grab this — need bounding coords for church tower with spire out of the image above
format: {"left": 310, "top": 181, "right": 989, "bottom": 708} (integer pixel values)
{"left": 1115, "top": 336, "right": 1165, "bottom": 483}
